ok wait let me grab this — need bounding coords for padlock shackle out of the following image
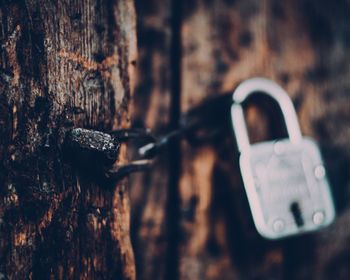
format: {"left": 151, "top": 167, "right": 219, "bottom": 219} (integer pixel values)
{"left": 231, "top": 77, "right": 302, "bottom": 152}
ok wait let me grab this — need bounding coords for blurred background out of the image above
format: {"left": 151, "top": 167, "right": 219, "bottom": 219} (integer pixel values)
{"left": 130, "top": 0, "right": 350, "bottom": 279}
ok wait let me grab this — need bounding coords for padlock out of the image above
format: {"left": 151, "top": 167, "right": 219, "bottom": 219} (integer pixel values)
{"left": 231, "top": 77, "right": 335, "bottom": 239}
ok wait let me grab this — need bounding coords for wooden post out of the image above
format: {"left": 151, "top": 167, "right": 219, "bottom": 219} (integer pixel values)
{"left": 0, "top": 1, "right": 137, "bottom": 279}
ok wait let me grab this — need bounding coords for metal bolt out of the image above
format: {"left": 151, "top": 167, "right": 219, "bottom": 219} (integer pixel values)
{"left": 273, "top": 219, "right": 285, "bottom": 232}
{"left": 313, "top": 211, "right": 325, "bottom": 225}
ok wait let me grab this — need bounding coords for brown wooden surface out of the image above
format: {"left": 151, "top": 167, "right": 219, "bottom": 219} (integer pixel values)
{"left": 2, "top": 0, "right": 350, "bottom": 279}
{"left": 130, "top": 1, "right": 176, "bottom": 279}
{"left": 132, "top": 0, "right": 350, "bottom": 279}
{"left": 0, "top": 0, "right": 137, "bottom": 279}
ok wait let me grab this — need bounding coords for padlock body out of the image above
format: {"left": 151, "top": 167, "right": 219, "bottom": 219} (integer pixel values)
{"left": 240, "top": 137, "right": 335, "bottom": 239}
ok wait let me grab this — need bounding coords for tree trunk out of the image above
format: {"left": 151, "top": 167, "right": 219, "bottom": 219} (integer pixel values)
{"left": 0, "top": 0, "right": 137, "bottom": 279}
{"left": 132, "top": 0, "right": 350, "bottom": 279}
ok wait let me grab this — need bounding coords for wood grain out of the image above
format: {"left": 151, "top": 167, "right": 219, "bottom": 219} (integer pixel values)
{"left": 0, "top": 0, "right": 137, "bottom": 279}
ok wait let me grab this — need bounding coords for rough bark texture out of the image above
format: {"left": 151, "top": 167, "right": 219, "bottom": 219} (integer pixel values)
{"left": 0, "top": 0, "right": 137, "bottom": 279}
{"left": 132, "top": 0, "right": 350, "bottom": 279}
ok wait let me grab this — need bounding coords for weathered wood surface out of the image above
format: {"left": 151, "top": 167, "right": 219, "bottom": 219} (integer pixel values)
{"left": 0, "top": 0, "right": 137, "bottom": 279}
{"left": 130, "top": 1, "right": 177, "bottom": 279}
{"left": 132, "top": 0, "right": 350, "bottom": 279}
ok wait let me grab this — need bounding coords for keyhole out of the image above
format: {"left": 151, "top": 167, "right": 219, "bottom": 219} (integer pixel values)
{"left": 290, "top": 202, "right": 304, "bottom": 227}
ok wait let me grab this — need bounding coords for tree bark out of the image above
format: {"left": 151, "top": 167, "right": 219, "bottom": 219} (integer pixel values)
{"left": 0, "top": 0, "right": 137, "bottom": 279}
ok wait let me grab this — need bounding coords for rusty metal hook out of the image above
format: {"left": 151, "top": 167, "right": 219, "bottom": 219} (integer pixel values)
{"left": 64, "top": 128, "right": 155, "bottom": 183}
